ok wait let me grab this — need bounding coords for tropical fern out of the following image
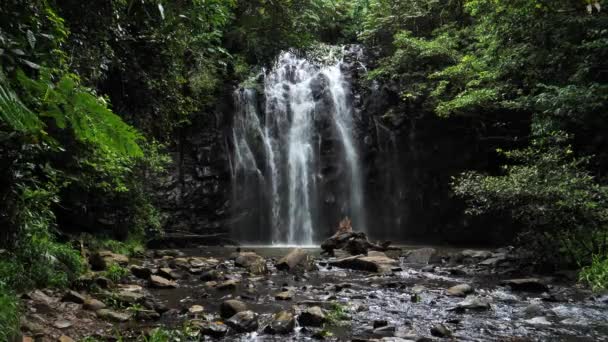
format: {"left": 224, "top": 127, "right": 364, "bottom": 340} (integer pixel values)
{"left": 0, "top": 78, "right": 42, "bottom": 133}
{"left": 16, "top": 70, "right": 143, "bottom": 157}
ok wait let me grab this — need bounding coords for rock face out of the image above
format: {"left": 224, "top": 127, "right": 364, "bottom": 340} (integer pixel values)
{"left": 265, "top": 311, "right": 296, "bottom": 334}
{"left": 89, "top": 251, "right": 129, "bottom": 270}
{"left": 234, "top": 252, "right": 267, "bottom": 274}
{"left": 298, "top": 306, "right": 326, "bottom": 327}
{"left": 226, "top": 310, "right": 259, "bottom": 333}
{"left": 329, "top": 252, "right": 397, "bottom": 273}
{"left": 220, "top": 299, "right": 248, "bottom": 319}
{"left": 276, "top": 248, "right": 309, "bottom": 271}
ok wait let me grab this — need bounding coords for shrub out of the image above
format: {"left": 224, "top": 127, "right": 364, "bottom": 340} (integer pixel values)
{"left": 104, "top": 263, "right": 130, "bottom": 283}
{"left": 453, "top": 133, "right": 608, "bottom": 267}
{"left": 0, "top": 285, "right": 20, "bottom": 342}
{"left": 579, "top": 255, "right": 608, "bottom": 292}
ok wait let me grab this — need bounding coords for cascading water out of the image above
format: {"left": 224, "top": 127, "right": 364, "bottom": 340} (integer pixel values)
{"left": 230, "top": 46, "right": 366, "bottom": 245}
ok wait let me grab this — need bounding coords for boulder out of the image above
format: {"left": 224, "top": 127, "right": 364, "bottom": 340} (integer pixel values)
{"left": 264, "top": 311, "right": 295, "bottom": 334}
{"left": 83, "top": 298, "right": 106, "bottom": 311}
{"left": 188, "top": 305, "right": 204, "bottom": 314}
{"left": 89, "top": 251, "right": 129, "bottom": 271}
{"left": 96, "top": 309, "right": 131, "bottom": 322}
{"left": 197, "top": 322, "right": 229, "bottom": 338}
{"left": 130, "top": 265, "right": 152, "bottom": 279}
{"left": 447, "top": 284, "right": 474, "bottom": 297}
{"left": 115, "top": 290, "right": 144, "bottom": 304}
{"left": 525, "top": 316, "right": 552, "bottom": 326}
{"left": 226, "top": 310, "right": 259, "bottom": 333}
{"left": 234, "top": 252, "right": 267, "bottom": 274}
{"left": 275, "top": 291, "right": 294, "bottom": 301}
{"left": 149, "top": 275, "right": 177, "bottom": 289}
{"left": 430, "top": 324, "right": 452, "bottom": 338}
{"left": 220, "top": 299, "right": 248, "bottom": 319}
{"left": 200, "top": 270, "right": 220, "bottom": 281}
{"left": 454, "top": 296, "right": 492, "bottom": 311}
{"left": 276, "top": 248, "right": 308, "bottom": 271}
{"left": 217, "top": 279, "right": 239, "bottom": 291}
{"left": 501, "top": 278, "right": 548, "bottom": 292}
{"left": 298, "top": 306, "right": 326, "bottom": 327}
{"left": 157, "top": 267, "right": 181, "bottom": 280}
{"left": 404, "top": 248, "right": 437, "bottom": 264}
{"left": 61, "top": 290, "right": 85, "bottom": 304}
{"left": 53, "top": 319, "right": 73, "bottom": 329}
{"left": 329, "top": 252, "right": 397, "bottom": 273}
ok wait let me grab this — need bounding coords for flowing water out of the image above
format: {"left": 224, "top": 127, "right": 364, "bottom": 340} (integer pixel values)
{"left": 231, "top": 48, "right": 365, "bottom": 245}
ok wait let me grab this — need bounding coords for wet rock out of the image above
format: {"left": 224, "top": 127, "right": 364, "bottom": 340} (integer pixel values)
{"left": 154, "top": 249, "right": 184, "bottom": 258}
{"left": 188, "top": 305, "right": 204, "bottom": 314}
{"left": 329, "top": 252, "right": 397, "bottom": 273}
{"left": 234, "top": 252, "right": 267, "bottom": 274}
{"left": 276, "top": 248, "right": 308, "bottom": 271}
{"left": 524, "top": 303, "right": 545, "bottom": 317}
{"left": 447, "top": 284, "right": 474, "bottom": 297}
{"left": 479, "top": 256, "right": 507, "bottom": 267}
{"left": 200, "top": 270, "right": 220, "bottom": 281}
{"left": 264, "top": 310, "right": 296, "bottom": 334}
{"left": 157, "top": 267, "right": 181, "bottom": 280}
{"left": 89, "top": 251, "right": 129, "bottom": 271}
{"left": 94, "top": 276, "right": 113, "bottom": 289}
{"left": 149, "top": 275, "right": 177, "bottom": 288}
{"left": 190, "top": 257, "right": 219, "bottom": 268}
{"left": 298, "top": 306, "right": 326, "bottom": 327}
{"left": 460, "top": 250, "right": 492, "bottom": 259}
{"left": 143, "top": 298, "right": 169, "bottom": 314}
{"left": 130, "top": 265, "right": 152, "bottom": 279}
{"left": 53, "top": 319, "right": 73, "bottom": 329}
{"left": 170, "top": 257, "right": 190, "bottom": 269}
{"left": 275, "top": 290, "right": 294, "bottom": 300}
{"left": 58, "top": 336, "right": 75, "bottom": 342}
{"left": 501, "top": 278, "right": 548, "bottom": 292}
{"left": 217, "top": 279, "right": 239, "bottom": 290}
{"left": 61, "top": 290, "right": 85, "bottom": 304}
{"left": 197, "top": 321, "right": 229, "bottom": 338}
{"left": 373, "top": 320, "right": 389, "bottom": 329}
{"left": 115, "top": 290, "right": 144, "bottom": 304}
{"left": 404, "top": 248, "right": 437, "bottom": 264}
{"left": 83, "top": 298, "right": 106, "bottom": 311}
{"left": 26, "top": 290, "right": 54, "bottom": 305}
{"left": 96, "top": 309, "right": 131, "bottom": 322}
{"left": 226, "top": 310, "right": 259, "bottom": 333}
{"left": 454, "top": 296, "right": 492, "bottom": 311}
{"left": 220, "top": 299, "right": 248, "bottom": 319}
{"left": 374, "top": 325, "right": 397, "bottom": 337}
{"left": 135, "top": 309, "right": 161, "bottom": 321}
{"left": 525, "top": 316, "right": 552, "bottom": 325}
{"left": 430, "top": 324, "right": 452, "bottom": 338}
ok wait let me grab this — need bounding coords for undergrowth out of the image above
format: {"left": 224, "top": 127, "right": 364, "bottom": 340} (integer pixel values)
{"left": 579, "top": 255, "right": 608, "bottom": 292}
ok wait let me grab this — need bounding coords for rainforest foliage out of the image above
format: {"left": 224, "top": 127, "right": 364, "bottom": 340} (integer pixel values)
{"left": 0, "top": 1, "right": 606, "bottom": 330}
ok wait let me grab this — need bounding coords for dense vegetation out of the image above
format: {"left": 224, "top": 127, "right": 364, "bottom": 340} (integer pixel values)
{"left": 0, "top": 0, "right": 606, "bottom": 337}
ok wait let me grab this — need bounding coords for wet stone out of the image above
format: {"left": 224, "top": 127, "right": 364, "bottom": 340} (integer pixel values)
{"left": 447, "top": 284, "right": 474, "bottom": 297}
{"left": 96, "top": 309, "right": 131, "bottom": 322}
{"left": 264, "top": 310, "right": 296, "bottom": 335}
{"left": 220, "top": 299, "right": 248, "bottom": 319}
{"left": 226, "top": 310, "right": 259, "bottom": 333}
{"left": 430, "top": 324, "right": 452, "bottom": 338}
{"left": 275, "top": 290, "right": 294, "bottom": 301}
{"left": 501, "top": 278, "right": 548, "bottom": 292}
{"left": 298, "top": 306, "right": 326, "bottom": 327}
{"left": 197, "top": 321, "right": 229, "bottom": 338}
{"left": 130, "top": 265, "right": 152, "bottom": 279}
{"left": 149, "top": 275, "right": 177, "bottom": 288}
{"left": 217, "top": 279, "right": 239, "bottom": 290}
{"left": 83, "top": 298, "right": 106, "bottom": 311}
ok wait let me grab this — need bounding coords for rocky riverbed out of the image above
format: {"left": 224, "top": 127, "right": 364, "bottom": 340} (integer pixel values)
{"left": 18, "top": 246, "right": 608, "bottom": 341}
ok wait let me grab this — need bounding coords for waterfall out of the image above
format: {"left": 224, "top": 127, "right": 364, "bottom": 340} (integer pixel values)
{"left": 231, "top": 47, "right": 366, "bottom": 245}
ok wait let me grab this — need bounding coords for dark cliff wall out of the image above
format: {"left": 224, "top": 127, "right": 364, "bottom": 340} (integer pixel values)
{"left": 161, "top": 48, "right": 528, "bottom": 245}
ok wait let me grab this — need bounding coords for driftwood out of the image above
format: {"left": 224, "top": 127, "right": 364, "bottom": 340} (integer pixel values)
{"left": 320, "top": 217, "right": 398, "bottom": 256}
